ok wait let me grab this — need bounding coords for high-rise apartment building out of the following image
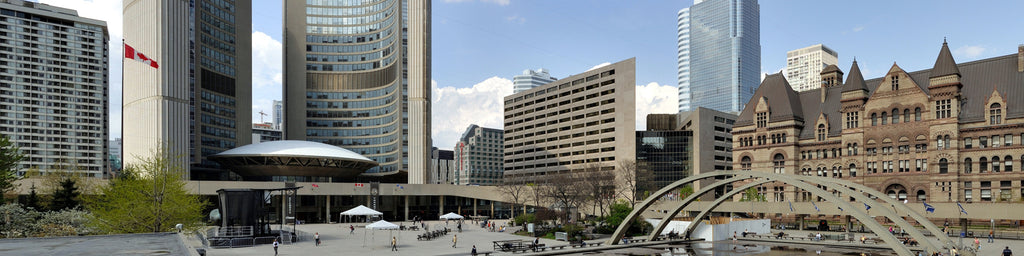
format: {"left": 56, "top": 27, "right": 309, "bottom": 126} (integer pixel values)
{"left": 284, "top": 0, "right": 432, "bottom": 183}
{"left": 512, "top": 68, "right": 556, "bottom": 94}
{"left": 454, "top": 124, "right": 503, "bottom": 185}
{"left": 122, "top": 0, "right": 252, "bottom": 176}
{"left": 677, "top": 0, "right": 760, "bottom": 113}
{"left": 430, "top": 147, "right": 455, "bottom": 184}
{"left": 252, "top": 123, "right": 282, "bottom": 143}
{"left": 273, "top": 100, "right": 283, "bottom": 129}
{"left": 0, "top": 0, "right": 108, "bottom": 177}
{"left": 503, "top": 58, "right": 636, "bottom": 187}
{"left": 785, "top": 44, "right": 838, "bottom": 92}
{"left": 109, "top": 138, "right": 122, "bottom": 175}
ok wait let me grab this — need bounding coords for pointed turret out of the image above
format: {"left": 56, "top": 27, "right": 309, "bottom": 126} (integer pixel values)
{"left": 842, "top": 59, "right": 868, "bottom": 93}
{"left": 930, "top": 40, "right": 961, "bottom": 78}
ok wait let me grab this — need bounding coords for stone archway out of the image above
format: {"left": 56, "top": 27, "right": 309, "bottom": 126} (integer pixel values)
{"left": 608, "top": 171, "right": 960, "bottom": 256}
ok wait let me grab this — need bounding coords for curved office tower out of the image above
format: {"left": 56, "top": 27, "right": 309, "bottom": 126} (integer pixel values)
{"left": 284, "top": 0, "right": 431, "bottom": 183}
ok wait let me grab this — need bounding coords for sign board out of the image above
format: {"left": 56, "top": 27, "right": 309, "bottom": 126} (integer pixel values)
{"left": 527, "top": 223, "right": 534, "bottom": 233}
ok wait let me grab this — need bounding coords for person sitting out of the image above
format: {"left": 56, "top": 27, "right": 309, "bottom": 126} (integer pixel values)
{"left": 776, "top": 232, "right": 785, "bottom": 239}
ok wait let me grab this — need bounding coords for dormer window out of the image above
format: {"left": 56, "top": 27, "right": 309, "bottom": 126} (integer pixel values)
{"left": 817, "top": 124, "right": 827, "bottom": 141}
{"left": 990, "top": 103, "right": 1002, "bottom": 125}
{"left": 756, "top": 112, "right": 768, "bottom": 128}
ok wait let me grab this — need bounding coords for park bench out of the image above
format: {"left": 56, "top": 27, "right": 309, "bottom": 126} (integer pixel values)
{"left": 549, "top": 245, "right": 567, "bottom": 250}
{"left": 472, "top": 251, "right": 494, "bottom": 256}
{"left": 588, "top": 241, "right": 603, "bottom": 247}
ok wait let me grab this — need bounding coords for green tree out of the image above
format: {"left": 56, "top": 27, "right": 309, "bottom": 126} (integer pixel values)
{"left": 86, "top": 147, "right": 208, "bottom": 233}
{"left": 740, "top": 187, "right": 765, "bottom": 202}
{"left": 0, "top": 134, "right": 25, "bottom": 202}
{"left": 679, "top": 185, "right": 694, "bottom": 199}
{"left": 49, "top": 178, "right": 80, "bottom": 211}
{"left": 23, "top": 183, "right": 42, "bottom": 211}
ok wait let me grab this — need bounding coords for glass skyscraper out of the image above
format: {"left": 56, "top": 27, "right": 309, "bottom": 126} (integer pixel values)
{"left": 512, "top": 68, "right": 556, "bottom": 94}
{"left": 284, "top": 0, "right": 431, "bottom": 183}
{"left": 677, "top": 0, "right": 760, "bottom": 113}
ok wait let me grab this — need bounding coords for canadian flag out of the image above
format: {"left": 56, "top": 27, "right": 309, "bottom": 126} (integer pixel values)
{"left": 124, "top": 43, "right": 159, "bottom": 69}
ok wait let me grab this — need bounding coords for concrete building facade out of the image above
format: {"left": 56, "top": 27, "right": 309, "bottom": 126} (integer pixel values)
{"left": 0, "top": 0, "right": 109, "bottom": 177}
{"left": 430, "top": 147, "right": 455, "bottom": 185}
{"left": 645, "top": 107, "right": 736, "bottom": 193}
{"left": 785, "top": 44, "right": 839, "bottom": 92}
{"left": 251, "top": 123, "right": 282, "bottom": 143}
{"left": 122, "top": 0, "right": 252, "bottom": 176}
{"left": 503, "top": 58, "right": 636, "bottom": 187}
{"left": 512, "top": 68, "right": 556, "bottom": 94}
{"left": 677, "top": 0, "right": 760, "bottom": 113}
{"left": 733, "top": 41, "right": 1024, "bottom": 203}
{"left": 283, "top": 0, "right": 431, "bottom": 183}
{"left": 454, "top": 124, "right": 503, "bottom": 185}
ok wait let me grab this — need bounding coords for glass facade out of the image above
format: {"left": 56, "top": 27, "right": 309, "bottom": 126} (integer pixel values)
{"left": 678, "top": 0, "right": 759, "bottom": 113}
{"left": 302, "top": 0, "right": 404, "bottom": 173}
{"left": 195, "top": 0, "right": 242, "bottom": 169}
{"left": 512, "top": 69, "right": 556, "bottom": 94}
{"left": 636, "top": 131, "right": 693, "bottom": 190}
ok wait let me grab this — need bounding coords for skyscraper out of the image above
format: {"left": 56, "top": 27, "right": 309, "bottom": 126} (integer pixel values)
{"left": 284, "top": 0, "right": 431, "bottom": 183}
{"left": 785, "top": 44, "right": 838, "bottom": 92}
{"left": 677, "top": 0, "right": 760, "bottom": 113}
{"left": 272, "top": 100, "right": 283, "bottom": 129}
{"left": 122, "top": 0, "right": 252, "bottom": 176}
{"left": 512, "top": 69, "right": 556, "bottom": 94}
{"left": 0, "top": 0, "right": 109, "bottom": 177}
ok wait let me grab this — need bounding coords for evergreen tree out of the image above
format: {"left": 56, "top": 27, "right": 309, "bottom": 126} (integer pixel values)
{"left": 0, "top": 134, "right": 24, "bottom": 203}
{"left": 23, "top": 183, "right": 42, "bottom": 211}
{"left": 49, "top": 178, "right": 80, "bottom": 211}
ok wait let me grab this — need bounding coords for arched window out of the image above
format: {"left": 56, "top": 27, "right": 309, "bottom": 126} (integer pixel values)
{"left": 881, "top": 112, "right": 888, "bottom": 125}
{"left": 871, "top": 113, "right": 878, "bottom": 126}
{"left": 915, "top": 107, "right": 921, "bottom": 121}
{"left": 1005, "top": 156, "right": 1013, "bottom": 172}
{"left": 917, "top": 190, "right": 927, "bottom": 202}
{"left": 939, "top": 158, "right": 948, "bottom": 174}
{"left": 892, "top": 109, "right": 899, "bottom": 124}
{"left": 990, "top": 103, "right": 1002, "bottom": 125}
{"left": 945, "top": 135, "right": 951, "bottom": 149}
{"left": 849, "top": 164, "right": 857, "bottom": 177}
{"left": 992, "top": 156, "right": 1001, "bottom": 172}
{"left": 964, "top": 158, "right": 973, "bottom": 173}
{"left": 853, "top": 143, "right": 859, "bottom": 155}
{"left": 903, "top": 109, "right": 910, "bottom": 122}
{"left": 817, "top": 124, "right": 827, "bottom": 141}
{"left": 741, "top": 156, "right": 751, "bottom": 171}
{"left": 937, "top": 136, "right": 945, "bottom": 149}
{"left": 980, "top": 157, "right": 989, "bottom": 172}
{"left": 833, "top": 166, "right": 840, "bottom": 178}
{"left": 773, "top": 154, "right": 785, "bottom": 174}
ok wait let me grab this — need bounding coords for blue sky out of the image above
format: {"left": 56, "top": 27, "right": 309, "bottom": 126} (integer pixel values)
{"left": 43, "top": 0, "right": 1024, "bottom": 149}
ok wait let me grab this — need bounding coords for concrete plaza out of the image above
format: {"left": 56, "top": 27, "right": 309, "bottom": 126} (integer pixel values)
{"left": 206, "top": 220, "right": 564, "bottom": 256}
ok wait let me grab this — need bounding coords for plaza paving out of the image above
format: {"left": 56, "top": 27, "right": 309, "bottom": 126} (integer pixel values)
{"left": 202, "top": 221, "right": 1024, "bottom": 256}
{"left": 0, "top": 233, "right": 190, "bottom": 256}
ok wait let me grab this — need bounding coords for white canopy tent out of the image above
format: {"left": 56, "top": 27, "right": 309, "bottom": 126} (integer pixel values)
{"left": 439, "top": 212, "right": 464, "bottom": 220}
{"left": 341, "top": 205, "right": 382, "bottom": 223}
{"left": 363, "top": 220, "right": 400, "bottom": 249}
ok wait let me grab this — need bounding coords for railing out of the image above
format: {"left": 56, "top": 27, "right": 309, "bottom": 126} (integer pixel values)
{"left": 213, "top": 226, "right": 253, "bottom": 237}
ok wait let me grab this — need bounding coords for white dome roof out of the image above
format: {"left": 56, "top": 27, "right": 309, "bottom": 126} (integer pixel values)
{"left": 214, "top": 140, "right": 373, "bottom": 162}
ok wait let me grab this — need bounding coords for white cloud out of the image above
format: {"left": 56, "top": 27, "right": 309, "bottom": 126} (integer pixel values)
{"left": 432, "top": 77, "right": 513, "bottom": 149}
{"left": 443, "top": 0, "right": 511, "bottom": 5}
{"left": 585, "top": 62, "right": 612, "bottom": 72}
{"left": 954, "top": 45, "right": 986, "bottom": 59}
{"left": 40, "top": 0, "right": 123, "bottom": 139}
{"left": 634, "top": 82, "right": 679, "bottom": 130}
{"left": 852, "top": 26, "right": 865, "bottom": 32}
{"left": 505, "top": 15, "right": 526, "bottom": 24}
{"left": 250, "top": 31, "right": 284, "bottom": 124}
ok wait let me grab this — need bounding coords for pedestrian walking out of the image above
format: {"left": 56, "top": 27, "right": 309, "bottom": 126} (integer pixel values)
{"left": 391, "top": 236, "right": 398, "bottom": 251}
{"left": 273, "top": 238, "right": 279, "bottom": 256}
{"left": 350, "top": 225, "right": 355, "bottom": 234}
{"left": 974, "top": 237, "right": 981, "bottom": 250}
{"left": 989, "top": 230, "right": 995, "bottom": 243}
{"left": 860, "top": 234, "right": 866, "bottom": 244}
{"left": 314, "top": 232, "right": 320, "bottom": 246}
{"left": 471, "top": 245, "right": 478, "bottom": 255}
{"left": 1003, "top": 246, "right": 1013, "bottom": 256}
{"left": 452, "top": 234, "right": 458, "bottom": 248}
